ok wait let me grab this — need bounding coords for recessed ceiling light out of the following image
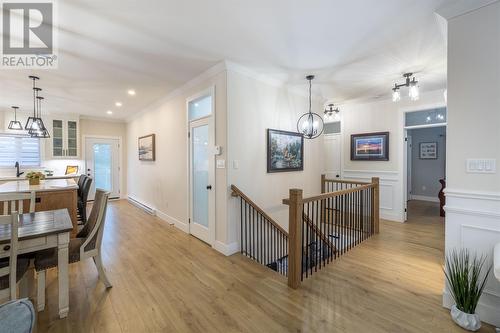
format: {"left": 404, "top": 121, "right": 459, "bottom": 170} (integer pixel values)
{"left": 115, "top": 102, "right": 122, "bottom": 107}
{"left": 127, "top": 89, "right": 136, "bottom": 96}
{"left": 107, "top": 110, "right": 113, "bottom": 115}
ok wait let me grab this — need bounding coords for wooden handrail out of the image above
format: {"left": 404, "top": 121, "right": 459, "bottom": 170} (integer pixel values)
{"left": 231, "top": 185, "right": 288, "bottom": 236}
{"left": 302, "top": 213, "right": 337, "bottom": 254}
{"left": 283, "top": 184, "right": 374, "bottom": 205}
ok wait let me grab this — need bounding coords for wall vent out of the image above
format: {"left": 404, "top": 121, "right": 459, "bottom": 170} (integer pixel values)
{"left": 127, "top": 196, "right": 156, "bottom": 216}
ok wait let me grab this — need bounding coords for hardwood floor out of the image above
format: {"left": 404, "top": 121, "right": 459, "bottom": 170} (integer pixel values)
{"left": 35, "top": 200, "right": 495, "bottom": 332}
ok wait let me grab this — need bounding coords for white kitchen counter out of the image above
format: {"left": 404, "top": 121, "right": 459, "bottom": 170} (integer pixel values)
{"left": 0, "top": 174, "right": 81, "bottom": 182}
{"left": 0, "top": 178, "right": 78, "bottom": 194}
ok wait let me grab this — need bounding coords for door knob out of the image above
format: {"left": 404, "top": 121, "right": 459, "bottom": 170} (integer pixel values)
{"left": 206, "top": 185, "right": 212, "bottom": 190}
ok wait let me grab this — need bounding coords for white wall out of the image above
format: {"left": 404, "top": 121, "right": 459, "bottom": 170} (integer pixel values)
{"left": 126, "top": 65, "right": 229, "bottom": 248}
{"left": 443, "top": 2, "right": 500, "bottom": 326}
{"left": 408, "top": 126, "right": 446, "bottom": 200}
{"left": 226, "top": 69, "right": 325, "bottom": 246}
{"left": 340, "top": 90, "right": 446, "bottom": 221}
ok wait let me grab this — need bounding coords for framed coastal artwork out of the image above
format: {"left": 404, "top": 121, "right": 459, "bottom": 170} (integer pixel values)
{"left": 419, "top": 142, "right": 437, "bottom": 159}
{"left": 350, "top": 132, "right": 389, "bottom": 161}
{"left": 138, "top": 134, "right": 155, "bottom": 161}
{"left": 267, "top": 129, "right": 304, "bottom": 173}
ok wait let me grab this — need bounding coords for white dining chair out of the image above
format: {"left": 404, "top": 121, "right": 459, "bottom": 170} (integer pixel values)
{"left": 0, "top": 192, "right": 36, "bottom": 215}
{"left": 0, "top": 211, "right": 30, "bottom": 301}
{"left": 34, "top": 189, "right": 112, "bottom": 312}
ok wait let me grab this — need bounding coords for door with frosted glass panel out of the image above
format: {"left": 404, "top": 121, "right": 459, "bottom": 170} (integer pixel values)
{"left": 188, "top": 90, "right": 214, "bottom": 245}
{"left": 85, "top": 138, "right": 120, "bottom": 200}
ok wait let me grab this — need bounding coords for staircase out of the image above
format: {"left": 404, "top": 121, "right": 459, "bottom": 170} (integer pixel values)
{"left": 231, "top": 175, "right": 380, "bottom": 289}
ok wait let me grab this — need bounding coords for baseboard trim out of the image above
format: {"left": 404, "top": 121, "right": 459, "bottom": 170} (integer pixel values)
{"left": 213, "top": 241, "right": 239, "bottom": 256}
{"left": 410, "top": 195, "right": 440, "bottom": 203}
{"left": 381, "top": 210, "right": 404, "bottom": 223}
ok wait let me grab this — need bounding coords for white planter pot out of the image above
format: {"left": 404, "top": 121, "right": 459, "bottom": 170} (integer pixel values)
{"left": 450, "top": 305, "right": 481, "bottom": 331}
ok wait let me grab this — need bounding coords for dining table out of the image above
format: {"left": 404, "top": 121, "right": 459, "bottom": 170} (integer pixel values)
{"left": 0, "top": 209, "right": 72, "bottom": 319}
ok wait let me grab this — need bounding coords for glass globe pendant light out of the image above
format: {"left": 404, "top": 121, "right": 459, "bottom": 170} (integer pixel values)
{"left": 8, "top": 106, "right": 23, "bottom": 130}
{"left": 297, "top": 75, "right": 324, "bottom": 139}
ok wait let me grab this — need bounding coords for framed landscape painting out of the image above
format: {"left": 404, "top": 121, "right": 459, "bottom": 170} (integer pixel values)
{"left": 267, "top": 129, "right": 304, "bottom": 173}
{"left": 138, "top": 134, "right": 155, "bottom": 161}
{"left": 351, "top": 132, "right": 389, "bottom": 161}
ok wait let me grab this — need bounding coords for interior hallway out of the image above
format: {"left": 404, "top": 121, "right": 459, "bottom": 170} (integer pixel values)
{"left": 35, "top": 200, "right": 494, "bottom": 332}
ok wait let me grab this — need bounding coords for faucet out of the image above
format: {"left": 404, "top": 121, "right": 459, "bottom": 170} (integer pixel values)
{"left": 15, "top": 161, "right": 24, "bottom": 177}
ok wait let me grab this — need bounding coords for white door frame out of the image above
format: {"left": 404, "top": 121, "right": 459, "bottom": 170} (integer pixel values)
{"left": 83, "top": 135, "right": 123, "bottom": 199}
{"left": 323, "top": 132, "right": 342, "bottom": 179}
{"left": 186, "top": 87, "right": 216, "bottom": 246}
{"left": 399, "top": 102, "right": 446, "bottom": 222}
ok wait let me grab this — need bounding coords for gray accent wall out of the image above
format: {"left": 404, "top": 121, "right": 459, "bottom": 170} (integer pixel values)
{"left": 408, "top": 126, "right": 446, "bottom": 199}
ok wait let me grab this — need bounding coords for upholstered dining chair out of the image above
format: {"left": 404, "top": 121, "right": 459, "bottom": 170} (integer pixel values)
{"left": 77, "top": 177, "right": 92, "bottom": 225}
{"left": 0, "top": 211, "right": 29, "bottom": 301}
{"left": 34, "top": 189, "right": 112, "bottom": 312}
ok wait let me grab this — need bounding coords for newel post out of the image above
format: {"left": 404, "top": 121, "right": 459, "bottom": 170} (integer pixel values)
{"left": 321, "top": 174, "right": 326, "bottom": 194}
{"left": 287, "top": 188, "right": 303, "bottom": 289}
{"left": 371, "top": 177, "right": 380, "bottom": 234}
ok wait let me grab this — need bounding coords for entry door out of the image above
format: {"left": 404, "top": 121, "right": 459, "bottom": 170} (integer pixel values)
{"left": 85, "top": 138, "right": 120, "bottom": 200}
{"left": 324, "top": 134, "right": 342, "bottom": 178}
{"left": 189, "top": 117, "right": 215, "bottom": 244}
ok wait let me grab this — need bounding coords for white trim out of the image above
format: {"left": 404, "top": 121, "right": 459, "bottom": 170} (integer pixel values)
{"left": 213, "top": 241, "right": 239, "bottom": 256}
{"left": 445, "top": 206, "right": 500, "bottom": 218}
{"left": 80, "top": 115, "right": 126, "bottom": 123}
{"left": 342, "top": 169, "right": 399, "bottom": 182}
{"left": 156, "top": 210, "right": 188, "bottom": 232}
{"left": 445, "top": 188, "right": 500, "bottom": 201}
{"left": 410, "top": 195, "right": 440, "bottom": 203}
{"left": 126, "top": 62, "right": 226, "bottom": 122}
{"left": 404, "top": 123, "right": 447, "bottom": 130}
{"left": 436, "top": 0, "right": 499, "bottom": 20}
{"left": 443, "top": 290, "right": 500, "bottom": 327}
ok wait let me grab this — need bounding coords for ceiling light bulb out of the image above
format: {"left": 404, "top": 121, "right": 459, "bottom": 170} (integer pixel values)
{"left": 409, "top": 84, "right": 419, "bottom": 101}
{"left": 127, "top": 90, "right": 136, "bottom": 96}
{"left": 392, "top": 89, "right": 401, "bottom": 102}
{"left": 115, "top": 102, "right": 122, "bottom": 107}
{"left": 107, "top": 110, "right": 113, "bottom": 115}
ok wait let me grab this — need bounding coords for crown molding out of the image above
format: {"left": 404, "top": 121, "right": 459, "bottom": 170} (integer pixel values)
{"left": 79, "top": 115, "right": 127, "bottom": 123}
{"left": 436, "top": 0, "right": 499, "bottom": 20}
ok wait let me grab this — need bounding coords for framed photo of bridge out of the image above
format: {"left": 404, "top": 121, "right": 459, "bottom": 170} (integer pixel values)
{"left": 351, "top": 132, "right": 389, "bottom": 161}
{"left": 267, "top": 129, "right": 304, "bottom": 173}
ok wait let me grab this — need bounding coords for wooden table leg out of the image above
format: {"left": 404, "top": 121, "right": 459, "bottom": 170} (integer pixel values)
{"left": 58, "top": 232, "right": 70, "bottom": 318}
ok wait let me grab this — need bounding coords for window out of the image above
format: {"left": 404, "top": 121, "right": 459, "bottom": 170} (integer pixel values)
{"left": 188, "top": 94, "right": 212, "bottom": 121}
{"left": 405, "top": 107, "right": 447, "bottom": 127}
{"left": 0, "top": 134, "right": 41, "bottom": 167}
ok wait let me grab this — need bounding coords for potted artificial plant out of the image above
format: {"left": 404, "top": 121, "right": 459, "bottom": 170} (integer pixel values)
{"left": 26, "top": 171, "right": 45, "bottom": 185}
{"left": 444, "top": 249, "right": 491, "bottom": 331}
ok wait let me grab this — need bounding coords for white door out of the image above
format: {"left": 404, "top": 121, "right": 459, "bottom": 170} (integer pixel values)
{"left": 189, "top": 117, "right": 215, "bottom": 244}
{"left": 324, "top": 134, "right": 342, "bottom": 178}
{"left": 85, "top": 138, "right": 120, "bottom": 200}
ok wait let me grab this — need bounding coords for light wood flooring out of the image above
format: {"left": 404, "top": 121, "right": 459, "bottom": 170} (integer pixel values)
{"left": 35, "top": 199, "right": 495, "bottom": 332}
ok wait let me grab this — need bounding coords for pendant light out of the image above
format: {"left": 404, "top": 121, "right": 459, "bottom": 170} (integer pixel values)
{"left": 25, "top": 76, "right": 40, "bottom": 131}
{"left": 324, "top": 103, "right": 340, "bottom": 122}
{"left": 29, "top": 94, "right": 50, "bottom": 138}
{"left": 297, "top": 75, "right": 324, "bottom": 139}
{"left": 8, "top": 106, "right": 23, "bottom": 130}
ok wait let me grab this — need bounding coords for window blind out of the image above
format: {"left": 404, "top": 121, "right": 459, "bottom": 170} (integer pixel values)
{"left": 0, "top": 134, "right": 41, "bottom": 167}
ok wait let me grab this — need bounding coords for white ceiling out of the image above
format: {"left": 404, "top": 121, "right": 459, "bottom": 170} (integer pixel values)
{"left": 0, "top": 0, "right": 453, "bottom": 120}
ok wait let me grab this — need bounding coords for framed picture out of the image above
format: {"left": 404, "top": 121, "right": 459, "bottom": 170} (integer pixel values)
{"left": 267, "top": 129, "right": 304, "bottom": 173}
{"left": 138, "top": 134, "right": 155, "bottom": 161}
{"left": 419, "top": 142, "right": 437, "bottom": 159}
{"left": 351, "top": 132, "right": 389, "bottom": 161}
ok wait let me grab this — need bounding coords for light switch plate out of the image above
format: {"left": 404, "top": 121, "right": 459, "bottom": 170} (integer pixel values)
{"left": 466, "top": 159, "right": 496, "bottom": 174}
{"left": 216, "top": 159, "right": 225, "bottom": 169}
{"left": 233, "top": 160, "right": 239, "bottom": 169}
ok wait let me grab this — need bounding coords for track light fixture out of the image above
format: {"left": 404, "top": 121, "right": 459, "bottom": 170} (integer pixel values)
{"left": 324, "top": 103, "right": 340, "bottom": 121}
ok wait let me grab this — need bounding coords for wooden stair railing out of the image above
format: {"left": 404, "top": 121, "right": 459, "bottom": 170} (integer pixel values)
{"left": 231, "top": 185, "right": 289, "bottom": 276}
{"left": 283, "top": 176, "right": 380, "bottom": 289}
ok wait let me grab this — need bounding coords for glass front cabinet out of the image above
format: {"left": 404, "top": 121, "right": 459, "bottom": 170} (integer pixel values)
{"left": 46, "top": 117, "right": 79, "bottom": 158}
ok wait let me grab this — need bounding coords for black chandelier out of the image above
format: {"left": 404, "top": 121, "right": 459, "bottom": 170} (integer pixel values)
{"left": 297, "top": 75, "right": 323, "bottom": 139}
{"left": 8, "top": 106, "right": 23, "bottom": 130}
{"left": 392, "top": 72, "right": 419, "bottom": 102}
{"left": 324, "top": 103, "right": 340, "bottom": 121}
{"left": 25, "top": 75, "right": 49, "bottom": 138}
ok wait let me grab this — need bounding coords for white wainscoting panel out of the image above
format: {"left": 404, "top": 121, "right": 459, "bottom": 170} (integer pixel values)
{"left": 444, "top": 188, "right": 500, "bottom": 327}
{"left": 342, "top": 170, "right": 403, "bottom": 222}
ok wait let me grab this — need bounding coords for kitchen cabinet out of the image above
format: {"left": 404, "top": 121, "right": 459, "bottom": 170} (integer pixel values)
{"left": 46, "top": 116, "right": 80, "bottom": 159}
